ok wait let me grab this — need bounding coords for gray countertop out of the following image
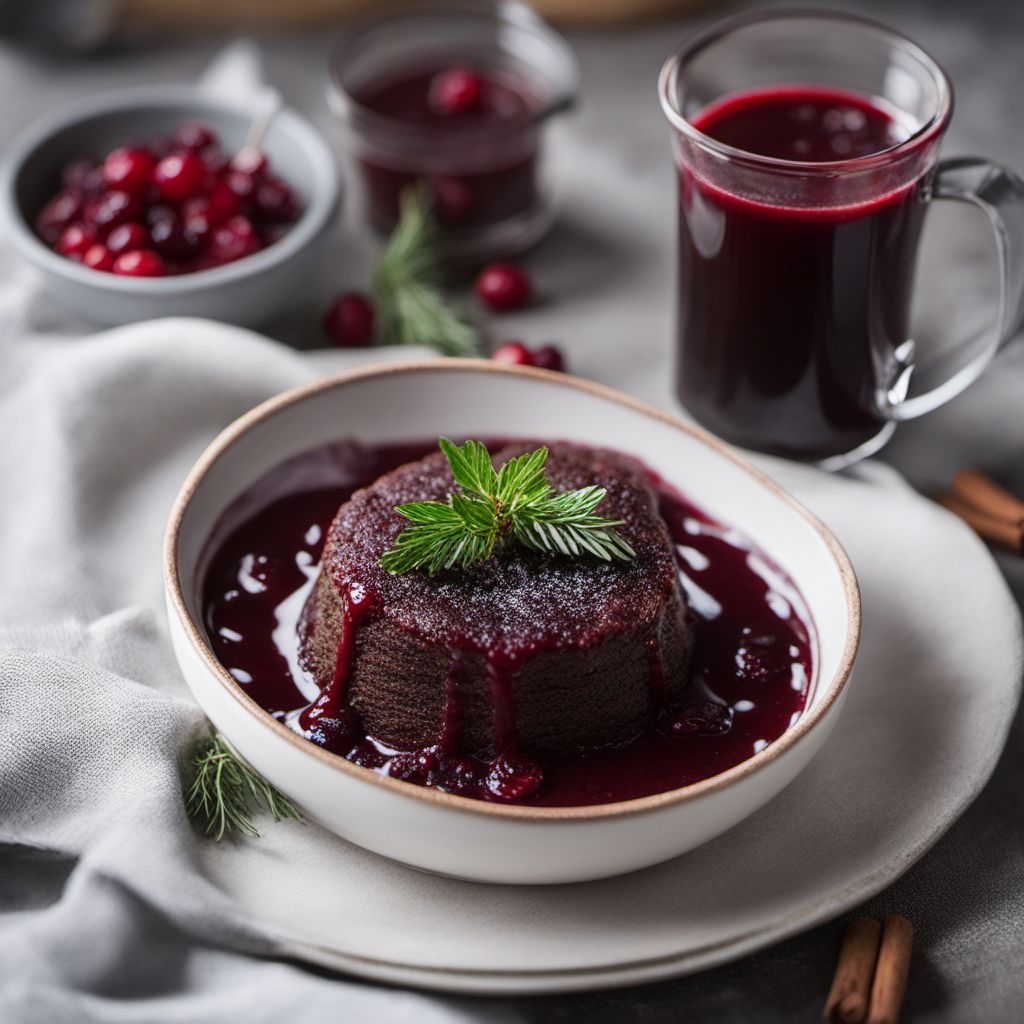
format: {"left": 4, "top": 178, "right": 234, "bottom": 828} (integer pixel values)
{"left": 1, "top": 1, "right": 1023, "bottom": 1020}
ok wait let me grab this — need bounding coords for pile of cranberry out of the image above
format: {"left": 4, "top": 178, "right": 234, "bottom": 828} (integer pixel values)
{"left": 34, "top": 122, "right": 301, "bottom": 277}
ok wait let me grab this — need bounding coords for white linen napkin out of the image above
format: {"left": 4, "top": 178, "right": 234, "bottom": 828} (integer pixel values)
{"left": 0, "top": 313, "right": 503, "bottom": 1023}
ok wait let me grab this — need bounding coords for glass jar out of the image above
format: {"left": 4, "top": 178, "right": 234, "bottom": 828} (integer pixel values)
{"left": 328, "top": 0, "right": 578, "bottom": 266}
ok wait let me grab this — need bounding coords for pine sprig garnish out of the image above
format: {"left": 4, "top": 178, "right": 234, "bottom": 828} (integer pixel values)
{"left": 372, "top": 186, "right": 484, "bottom": 357}
{"left": 379, "top": 438, "right": 636, "bottom": 576}
{"left": 184, "top": 732, "right": 303, "bottom": 841}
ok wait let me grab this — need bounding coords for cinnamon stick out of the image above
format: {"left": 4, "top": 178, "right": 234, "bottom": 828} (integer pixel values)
{"left": 865, "top": 916, "right": 913, "bottom": 1024}
{"left": 824, "top": 918, "right": 883, "bottom": 1023}
{"left": 827, "top": 921, "right": 884, "bottom": 1024}
{"left": 951, "top": 468, "right": 1024, "bottom": 524}
{"left": 939, "top": 493, "right": 1023, "bottom": 553}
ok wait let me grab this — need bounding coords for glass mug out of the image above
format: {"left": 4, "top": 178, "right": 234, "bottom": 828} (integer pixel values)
{"left": 659, "top": 11, "right": 1024, "bottom": 466}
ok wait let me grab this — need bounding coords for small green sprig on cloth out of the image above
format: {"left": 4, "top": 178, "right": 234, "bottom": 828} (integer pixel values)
{"left": 380, "top": 438, "right": 636, "bottom": 577}
{"left": 372, "top": 186, "right": 484, "bottom": 357}
{"left": 184, "top": 732, "right": 303, "bottom": 841}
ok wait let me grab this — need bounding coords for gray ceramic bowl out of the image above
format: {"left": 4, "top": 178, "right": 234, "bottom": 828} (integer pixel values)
{"left": 0, "top": 86, "right": 340, "bottom": 328}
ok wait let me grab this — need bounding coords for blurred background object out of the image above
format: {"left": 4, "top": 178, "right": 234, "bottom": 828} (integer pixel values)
{"left": 0, "top": 0, "right": 710, "bottom": 49}
{"left": 128, "top": 0, "right": 710, "bottom": 30}
{"left": 122, "top": 0, "right": 708, "bottom": 27}
{"left": 0, "top": 0, "right": 118, "bottom": 48}
{"left": 532, "top": 0, "right": 707, "bottom": 22}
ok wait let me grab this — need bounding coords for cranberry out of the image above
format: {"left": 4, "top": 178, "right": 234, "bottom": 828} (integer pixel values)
{"left": 430, "top": 176, "right": 474, "bottom": 225}
{"left": 56, "top": 224, "right": 94, "bottom": 258}
{"left": 209, "top": 215, "right": 261, "bottom": 263}
{"left": 175, "top": 121, "right": 218, "bottom": 152}
{"left": 429, "top": 67, "right": 484, "bottom": 116}
{"left": 152, "top": 152, "right": 206, "bottom": 202}
{"left": 533, "top": 344, "right": 566, "bottom": 372}
{"left": 491, "top": 341, "right": 566, "bottom": 371}
{"left": 254, "top": 178, "right": 297, "bottom": 223}
{"left": 145, "top": 203, "right": 176, "bottom": 227}
{"left": 83, "top": 190, "right": 143, "bottom": 233}
{"left": 322, "top": 293, "right": 375, "bottom": 347}
{"left": 105, "top": 222, "right": 148, "bottom": 255}
{"left": 388, "top": 748, "right": 438, "bottom": 784}
{"left": 199, "top": 146, "right": 228, "bottom": 175}
{"left": 183, "top": 208, "right": 213, "bottom": 248}
{"left": 475, "top": 262, "right": 531, "bottom": 311}
{"left": 150, "top": 216, "right": 198, "bottom": 261}
{"left": 206, "top": 179, "right": 240, "bottom": 225}
{"left": 218, "top": 212, "right": 257, "bottom": 243}
{"left": 35, "top": 187, "right": 83, "bottom": 244}
{"left": 37, "top": 122, "right": 301, "bottom": 274}
{"left": 485, "top": 754, "right": 542, "bottom": 802}
{"left": 82, "top": 244, "right": 115, "bottom": 272}
{"left": 112, "top": 249, "right": 166, "bottom": 277}
{"left": 231, "top": 147, "right": 268, "bottom": 177}
{"left": 81, "top": 166, "right": 107, "bottom": 195}
{"left": 306, "top": 708, "right": 359, "bottom": 754}
{"left": 61, "top": 158, "right": 97, "bottom": 189}
{"left": 224, "top": 169, "right": 257, "bottom": 203}
{"left": 103, "top": 146, "right": 155, "bottom": 193}
{"left": 182, "top": 196, "right": 208, "bottom": 220}
{"left": 491, "top": 341, "right": 533, "bottom": 367}
{"left": 671, "top": 700, "right": 734, "bottom": 737}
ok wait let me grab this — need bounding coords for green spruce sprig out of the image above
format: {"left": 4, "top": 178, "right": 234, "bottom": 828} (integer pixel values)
{"left": 380, "top": 438, "right": 636, "bottom": 576}
{"left": 184, "top": 732, "right": 303, "bottom": 841}
{"left": 372, "top": 186, "right": 484, "bottom": 357}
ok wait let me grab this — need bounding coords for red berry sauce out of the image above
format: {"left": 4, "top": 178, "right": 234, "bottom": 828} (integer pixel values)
{"left": 34, "top": 122, "right": 302, "bottom": 276}
{"left": 201, "top": 440, "right": 814, "bottom": 807}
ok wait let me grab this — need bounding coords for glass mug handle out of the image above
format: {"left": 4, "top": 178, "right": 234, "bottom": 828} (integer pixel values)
{"left": 874, "top": 157, "right": 1024, "bottom": 421}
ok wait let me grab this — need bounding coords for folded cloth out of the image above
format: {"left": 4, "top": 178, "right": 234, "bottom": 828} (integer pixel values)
{"left": 0, "top": 313, "right": 509, "bottom": 1023}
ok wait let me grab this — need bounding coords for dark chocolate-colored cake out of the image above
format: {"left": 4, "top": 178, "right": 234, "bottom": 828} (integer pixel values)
{"left": 298, "top": 443, "right": 693, "bottom": 762}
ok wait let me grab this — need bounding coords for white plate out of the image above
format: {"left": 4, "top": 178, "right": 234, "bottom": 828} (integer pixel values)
{"left": 169, "top": 365, "right": 858, "bottom": 884}
{"left": 195, "top": 455, "right": 1022, "bottom": 994}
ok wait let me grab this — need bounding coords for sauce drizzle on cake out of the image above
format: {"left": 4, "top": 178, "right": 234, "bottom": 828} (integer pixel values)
{"left": 201, "top": 439, "right": 814, "bottom": 807}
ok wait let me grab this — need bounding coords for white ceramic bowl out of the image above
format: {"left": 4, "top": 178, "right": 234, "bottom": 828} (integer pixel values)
{"left": 164, "top": 362, "right": 860, "bottom": 884}
{"left": 0, "top": 86, "right": 340, "bottom": 328}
